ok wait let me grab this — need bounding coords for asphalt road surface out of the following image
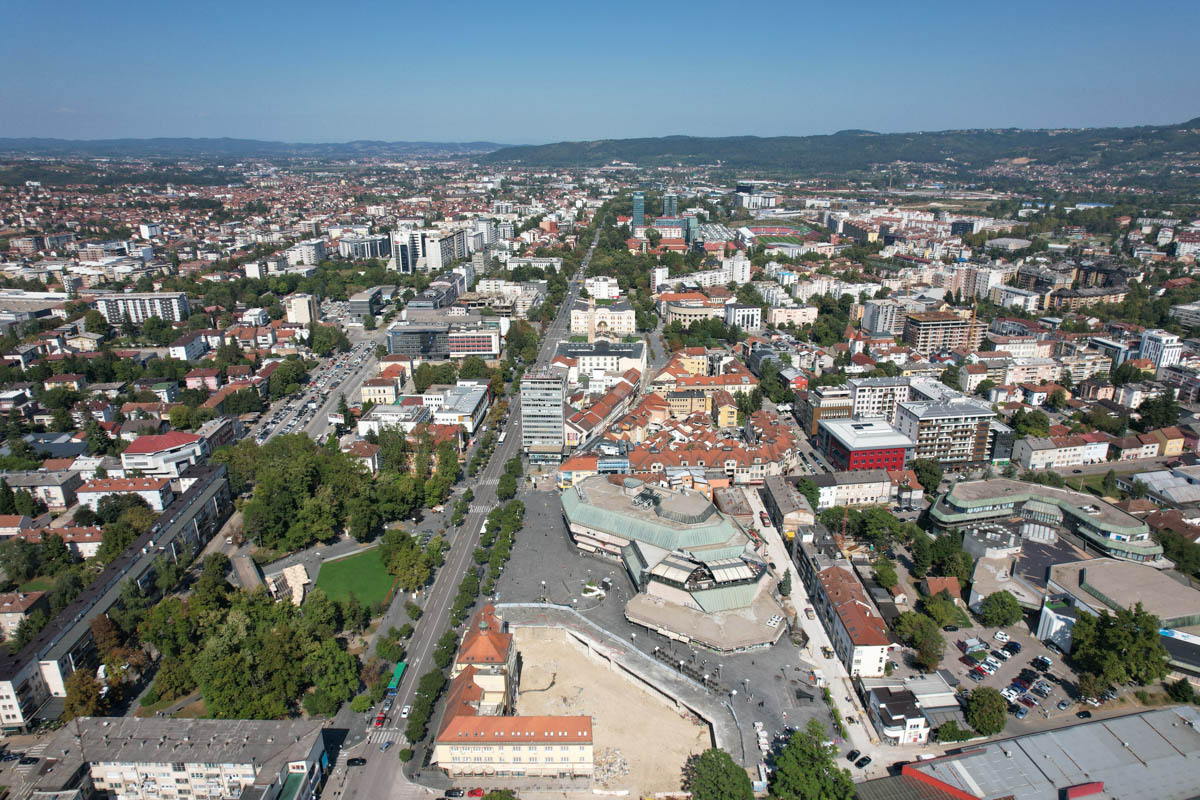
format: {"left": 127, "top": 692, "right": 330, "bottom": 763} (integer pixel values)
{"left": 336, "top": 234, "right": 595, "bottom": 800}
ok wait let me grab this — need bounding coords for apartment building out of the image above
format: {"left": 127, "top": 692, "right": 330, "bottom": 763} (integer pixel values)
{"left": 37, "top": 717, "right": 326, "bottom": 800}
{"left": 895, "top": 398, "right": 994, "bottom": 465}
{"left": 1012, "top": 434, "right": 1110, "bottom": 470}
{"left": 285, "top": 293, "right": 319, "bottom": 325}
{"left": 119, "top": 432, "right": 209, "bottom": 479}
{"left": 794, "top": 539, "right": 889, "bottom": 677}
{"left": 93, "top": 292, "right": 190, "bottom": 324}
{"left": 902, "top": 311, "right": 984, "bottom": 353}
{"left": 809, "top": 470, "right": 892, "bottom": 511}
{"left": 77, "top": 477, "right": 175, "bottom": 512}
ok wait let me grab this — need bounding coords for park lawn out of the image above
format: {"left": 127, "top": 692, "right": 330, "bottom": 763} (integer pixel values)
{"left": 314, "top": 548, "right": 395, "bottom": 607}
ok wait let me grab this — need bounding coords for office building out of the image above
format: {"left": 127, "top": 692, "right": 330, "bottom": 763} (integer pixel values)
{"left": 929, "top": 479, "right": 1161, "bottom": 562}
{"left": 569, "top": 297, "right": 637, "bottom": 340}
{"left": 723, "top": 303, "right": 762, "bottom": 331}
{"left": 285, "top": 293, "right": 319, "bottom": 325}
{"left": 37, "top": 717, "right": 327, "bottom": 800}
{"left": 561, "top": 475, "right": 784, "bottom": 653}
{"left": 93, "top": 292, "right": 190, "bottom": 325}
{"left": 1140, "top": 328, "right": 1182, "bottom": 370}
{"left": 347, "top": 286, "right": 383, "bottom": 321}
{"left": 632, "top": 192, "right": 645, "bottom": 229}
{"left": 795, "top": 384, "right": 853, "bottom": 436}
{"left": 521, "top": 369, "right": 566, "bottom": 462}
{"left": 816, "top": 419, "right": 913, "bottom": 472}
{"left": 662, "top": 193, "right": 678, "bottom": 216}
{"left": 902, "top": 311, "right": 984, "bottom": 353}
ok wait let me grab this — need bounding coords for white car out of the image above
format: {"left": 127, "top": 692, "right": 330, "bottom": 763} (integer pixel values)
{"left": 993, "top": 631, "right": 1010, "bottom": 643}
{"left": 1001, "top": 687, "right": 1019, "bottom": 702}
{"left": 401, "top": 705, "right": 412, "bottom": 719}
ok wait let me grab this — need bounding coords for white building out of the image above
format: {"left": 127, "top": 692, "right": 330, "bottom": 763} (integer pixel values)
{"left": 285, "top": 293, "right": 318, "bottom": 326}
{"left": 119, "top": 432, "right": 209, "bottom": 479}
{"left": 584, "top": 275, "right": 621, "bottom": 300}
{"left": 1140, "top": 329, "right": 1182, "bottom": 371}
{"left": 286, "top": 238, "right": 327, "bottom": 266}
{"left": 93, "top": 292, "right": 191, "bottom": 324}
{"left": 76, "top": 477, "right": 175, "bottom": 512}
{"left": 723, "top": 303, "right": 762, "bottom": 331}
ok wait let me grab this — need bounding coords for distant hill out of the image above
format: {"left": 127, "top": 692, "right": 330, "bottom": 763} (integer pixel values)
{"left": 479, "top": 119, "right": 1200, "bottom": 173}
{"left": 0, "top": 137, "right": 508, "bottom": 160}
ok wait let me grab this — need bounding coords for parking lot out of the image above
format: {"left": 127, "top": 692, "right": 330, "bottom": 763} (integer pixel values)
{"left": 905, "top": 607, "right": 1127, "bottom": 736}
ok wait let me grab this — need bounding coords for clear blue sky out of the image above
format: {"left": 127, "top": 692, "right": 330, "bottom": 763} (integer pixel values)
{"left": 3, "top": 0, "right": 1198, "bottom": 144}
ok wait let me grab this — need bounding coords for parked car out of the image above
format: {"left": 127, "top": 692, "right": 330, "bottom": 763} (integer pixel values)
{"left": 445, "top": 791, "right": 465, "bottom": 798}
{"left": 943, "top": 625, "right": 959, "bottom": 632}
{"left": 855, "top": 756, "right": 872, "bottom": 769}
{"left": 1076, "top": 710, "right": 1093, "bottom": 719}
{"left": 1004, "top": 641, "right": 1023, "bottom": 654}
{"left": 968, "top": 670, "right": 985, "bottom": 682}
{"left": 994, "top": 631, "right": 1010, "bottom": 643}
{"left": 1015, "top": 706, "right": 1029, "bottom": 720}
{"left": 992, "top": 649, "right": 1010, "bottom": 661}
{"left": 1032, "top": 656, "right": 1052, "bottom": 671}
{"left": 1057, "top": 700, "right": 1071, "bottom": 710}
{"left": 1001, "top": 687, "right": 1019, "bottom": 702}
{"left": 846, "top": 750, "right": 861, "bottom": 763}
{"left": 1020, "top": 694, "right": 1039, "bottom": 708}
{"left": 1012, "top": 678, "right": 1030, "bottom": 691}
{"left": 468, "top": 791, "right": 486, "bottom": 798}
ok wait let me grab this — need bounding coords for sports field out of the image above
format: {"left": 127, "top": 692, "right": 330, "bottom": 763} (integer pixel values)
{"left": 314, "top": 548, "right": 395, "bottom": 606}
{"left": 758, "top": 234, "right": 807, "bottom": 246}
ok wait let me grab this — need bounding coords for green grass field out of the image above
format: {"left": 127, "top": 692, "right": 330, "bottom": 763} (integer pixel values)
{"left": 314, "top": 548, "right": 395, "bottom": 607}
{"left": 758, "top": 234, "right": 807, "bottom": 246}
{"left": 19, "top": 576, "right": 55, "bottom": 592}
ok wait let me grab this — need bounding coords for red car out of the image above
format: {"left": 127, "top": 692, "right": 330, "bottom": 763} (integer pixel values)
{"left": 468, "top": 790, "right": 485, "bottom": 798}
{"left": 374, "top": 713, "right": 386, "bottom": 728}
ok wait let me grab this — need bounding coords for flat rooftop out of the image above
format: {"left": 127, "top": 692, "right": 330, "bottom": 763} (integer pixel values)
{"left": 1050, "top": 558, "right": 1200, "bottom": 623}
{"left": 819, "top": 418, "right": 913, "bottom": 450}
{"left": 940, "top": 479, "right": 1143, "bottom": 531}
{"left": 892, "top": 706, "right": 1200, "bottom": 800}
{"left": 41, "top": 716, "right": 324, "bottom": 771}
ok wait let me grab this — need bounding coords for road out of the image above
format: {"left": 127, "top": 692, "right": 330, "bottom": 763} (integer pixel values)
{"left": 337, "top": 232, "right": 595, "bottom": 800}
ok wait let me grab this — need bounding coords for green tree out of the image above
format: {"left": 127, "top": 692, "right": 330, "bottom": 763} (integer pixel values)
{"left": 979, "top": 591, "right": 1023, "bottom": 628}
{"left": 1101, "top": 469, "right": 1118, "bottom": 495}
{"left": 779, "top": 571, "right": 792, "bottom": 597}
{"left": 1070, "top": 602, "right": 1169, "bottom": 686}
{"left": 682, "top": 748, "right": 753, "bottom": 800}
{"left": 911, "top": 458, "right": 943, "bottom": 493}
{"left": 63, "top": 668, "right": 108, "bottom": 720}
{"left": 770, "top": 718, "right": 854, "bottom": 800}
{"left": 940, "top": 365, "right": 961, "bottom": 390}
{"left": 910, "top": 533, "right": 932, "bottom": 579}
{"left": 966, "top": 687, "right": 1007, "bottom": 736}
{"left": 497, "top": 473, "right": 517, "bottom": 501}
{"left": 874, "top": 558, "right": 898, "bottom": 590}
{"left": 84, "top": 309, "right": 109, "bottom": 335}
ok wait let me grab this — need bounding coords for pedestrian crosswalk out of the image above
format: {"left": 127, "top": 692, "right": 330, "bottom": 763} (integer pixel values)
{"left": 469, "top": 504, "right": 491, "bottom": 513}
{"left": 478, "top": 477, "right": 498, "bottom": 487}
{"left": 366, "top": 727, "right": 407, "bottom": 745}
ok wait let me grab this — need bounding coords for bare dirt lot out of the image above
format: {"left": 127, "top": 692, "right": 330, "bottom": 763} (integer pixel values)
{"left": 513, "top": 627, "right": 710, "bottom": 794}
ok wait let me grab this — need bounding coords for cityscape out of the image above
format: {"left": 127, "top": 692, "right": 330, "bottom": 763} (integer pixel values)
{"left": 1, "top": 3, "right": 1200, "bottom": 800}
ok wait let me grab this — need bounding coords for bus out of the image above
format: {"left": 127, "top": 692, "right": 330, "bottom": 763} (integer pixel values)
{"left": 497, "top": 431, "right": 507, "bottom": 444}
{"left": 386, "top": 662, "right": 407, "bottom": 696}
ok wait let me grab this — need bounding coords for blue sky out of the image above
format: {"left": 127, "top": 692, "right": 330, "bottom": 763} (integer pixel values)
{"left": 2, "top": 0, "right": 1198, "bottom": 144}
